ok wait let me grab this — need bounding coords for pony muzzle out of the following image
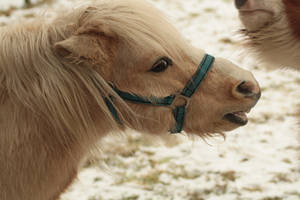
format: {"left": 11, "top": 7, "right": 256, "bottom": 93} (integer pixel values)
{"left": 96, "top": 54, "right": 215, "bottom": 134}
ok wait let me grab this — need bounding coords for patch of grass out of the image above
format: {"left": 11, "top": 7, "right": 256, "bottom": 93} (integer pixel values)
{"left": 260, "top": 139, "right": 268, "bottom": 143}
{"left": 149, "top": 157, "right": 173, "bottom": 168}
{"left": 282, "top": 158, "right": 292, "bottom": 164}
{"left": 24, "top": 0, "right": 54, "bottom": 8}
{"left": 0, "top": 0, "right": 54, "bottom": 17}
{"left": 243, "top": 185, "right": 263, "bottom": 192}
{"left": 93, "top": 177, "right": 102, "bottom": 182}
{"left": 202, "top": 183, "right": 229, "bottom": 196}
{"left": 25, "top": 0, "right": 31, "bottom": 6}
{"left": 219, "top": 37, "right": 234, "bottom": 44}
{"left": 0, "top": 7, "right": 15, "bottom": 17}
{"left": 115, "top": 170, "right": 163, "bottom": 187}
{"left": 102, "top": 156, "right": 128, "bottom": 169}
{"left": 270, "top": 173, "right": 292, "bottom": 183}
{"left": 122, "top": 195, "right": 139, "bottom": 200}
{"left": 167, "top": 165, "right": 202, "bottom": 180}
{"left": 204, "top": 8, "right": 215, "bottom": 12}
{"left": 23, "top": 13, "right": 35, "bottom": 18}
{"left": 221, "top": 171, "right": 237, "bottom": 182}
{"left": 262, "top": 197, "right": 283, "bottom": 200}
{"left": 240, "top": 158, "right": 249, "bottom": 162}
{"left": 139, "top": 170, "right": 161, "bottom": 185}
{"left": 286, "top": 191, "right": 300, "bottom": 197}
{"left": 88, "top": 196, "right": 103, "bottom": 200}
{"left": 215, "top": 183, "right": 228, "bottom": 195}
{"left": 189, "top": 13, "right": 200, "bottom": 18}
{"left": 187, "top": 191, "right": 205, "bottom": 200}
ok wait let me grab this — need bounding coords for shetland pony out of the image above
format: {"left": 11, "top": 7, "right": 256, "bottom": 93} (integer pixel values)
{"left": 0, "top": 0, "right": 260, "bottom": 199}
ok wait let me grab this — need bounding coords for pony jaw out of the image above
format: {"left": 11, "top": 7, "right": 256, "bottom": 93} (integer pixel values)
{"left": 239, "top": 9, "right": 274, "bottom": 32}
{"left": 224, "top": 111, "right": 249, "bottom": 126}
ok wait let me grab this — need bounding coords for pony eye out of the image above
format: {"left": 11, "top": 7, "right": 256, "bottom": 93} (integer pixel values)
{"left": 150, "top": 57, "right": 173, "bottom": 73}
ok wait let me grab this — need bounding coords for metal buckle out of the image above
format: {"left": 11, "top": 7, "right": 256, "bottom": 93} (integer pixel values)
{"left": 169, "top": 94, "right": 190, "bottom": 109}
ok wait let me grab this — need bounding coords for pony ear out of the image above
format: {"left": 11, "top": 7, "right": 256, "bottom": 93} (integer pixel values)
{"left": 54, "top": 22, "right": 117, "bottom": 62}
{"left": 55, "top": 35, "right": 105, "bottom": 60}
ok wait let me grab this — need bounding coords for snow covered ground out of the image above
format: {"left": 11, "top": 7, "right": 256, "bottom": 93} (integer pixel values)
{"left": 1, "top": 0, "right": 300, "bottom": 199}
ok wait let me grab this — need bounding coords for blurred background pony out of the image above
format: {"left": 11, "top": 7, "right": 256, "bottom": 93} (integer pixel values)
{"left": 235, "top": 0, "right": 300, "bottom": 69}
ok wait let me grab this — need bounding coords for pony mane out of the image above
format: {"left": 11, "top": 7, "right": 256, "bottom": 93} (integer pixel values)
{"left": 0, "top": 21, "right": 131, "bottom": 151}
{"left": 54, "top": 0, "right": 199, "bottom": 66}
{"left": 0, "top": 0, "right": 200, "bottom": 150}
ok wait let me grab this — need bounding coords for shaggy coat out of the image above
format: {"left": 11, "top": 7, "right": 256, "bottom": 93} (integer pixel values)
{"left": 236, "top": 0, "right": 300, "bottom": 69}
{"left": 0, "top": 1, "right": 260, "bottom": 200}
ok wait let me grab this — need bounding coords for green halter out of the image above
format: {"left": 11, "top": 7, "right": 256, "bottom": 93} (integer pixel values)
{"left": 102, "top": 54, "right": 215, "bottom": 133}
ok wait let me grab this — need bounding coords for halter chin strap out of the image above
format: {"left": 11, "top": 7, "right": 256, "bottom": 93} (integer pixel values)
{"left": 102, "top": 54, "right": 215, "bottom": 133}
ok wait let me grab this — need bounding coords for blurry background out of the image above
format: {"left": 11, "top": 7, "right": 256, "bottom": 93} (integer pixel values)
{"left": 1, "top": 0, "right": 300, "bottom": 199}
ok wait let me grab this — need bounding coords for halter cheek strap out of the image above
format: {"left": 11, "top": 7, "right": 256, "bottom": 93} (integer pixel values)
{"left": 101, "top": 54, "right": 215, "bottom": 133}
{"left": 171, "top": 54, "right": 215, "bottom": 133}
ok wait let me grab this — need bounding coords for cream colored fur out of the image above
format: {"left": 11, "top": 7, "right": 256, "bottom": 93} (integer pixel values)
{"left": 0, "top": 1, "right": 259, "bottom": 199}
{"left": 238, "top": 0, "right": 300, "bottom": 69}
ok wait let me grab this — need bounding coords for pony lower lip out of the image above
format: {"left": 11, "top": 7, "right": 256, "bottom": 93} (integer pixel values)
{"left": 224, "top": 112, "right": 248, "bottom": 126}
{"left": 239, "top": 9, "right": 273, "bottom": 15}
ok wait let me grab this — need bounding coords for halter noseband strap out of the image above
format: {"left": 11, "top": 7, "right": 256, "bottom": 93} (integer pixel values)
{"left": 102, "top": 54, "right": 215, "bottom": 133}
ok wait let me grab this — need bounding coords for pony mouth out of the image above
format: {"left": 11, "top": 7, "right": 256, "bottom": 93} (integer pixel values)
{"left": 224, "top": 111, "right": 249, "bottom": 126}
{"left": 239, "top": 9, "right": 273, "bottom": 16}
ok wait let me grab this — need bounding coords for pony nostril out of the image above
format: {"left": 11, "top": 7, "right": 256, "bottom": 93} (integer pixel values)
{"left": 237, "top": 81, "right": 253, "bottom": 95}
{"left": 234, "top": 80, "right": 260, "bottom": 99}
{"left": 235, "top": 0, "right": 248, "bottom": 9}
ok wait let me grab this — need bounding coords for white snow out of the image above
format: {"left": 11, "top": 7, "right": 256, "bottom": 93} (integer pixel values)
{"left": 1, "top": 0, "right": 300, "bottom": 199}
